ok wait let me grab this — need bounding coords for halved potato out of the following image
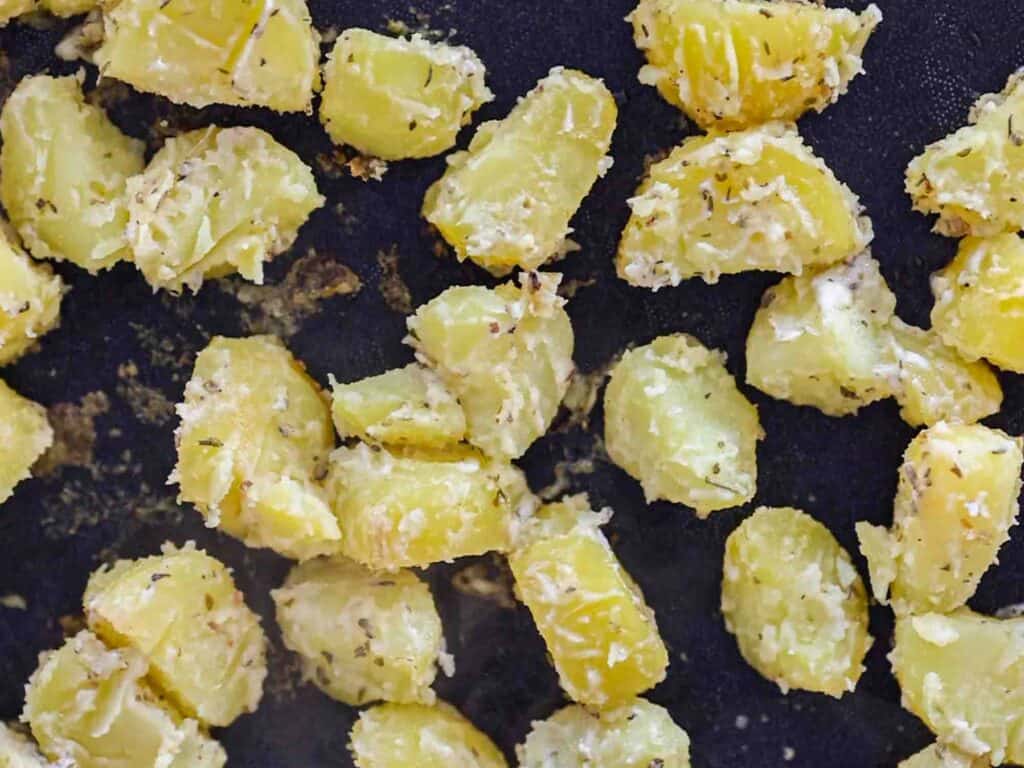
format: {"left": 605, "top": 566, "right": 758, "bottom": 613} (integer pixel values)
{"left": 0, "top": 232, "right": 62, "bottom": 367}
{"left": 0, "top": 381, "right": 52, "bottom": 504}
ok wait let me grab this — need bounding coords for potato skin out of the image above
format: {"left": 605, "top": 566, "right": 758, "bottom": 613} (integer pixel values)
{"left": 320, "top": 29, "right": 492, "bottom": 160}
{"left": 722, "top": 507, "right": 872, "bottom": 697}
{"left": 0, "top": 381, "right": 52, "bottom": 504}
{"left": 618, "top": 122, "right": 872, "bottom": 288}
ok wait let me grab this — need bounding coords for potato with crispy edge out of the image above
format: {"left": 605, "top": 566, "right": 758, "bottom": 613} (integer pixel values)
{"left": 618, "top": 122, "right": 872, "bottom": 288}
{"left": 0, "top": 381, "right": 52, "bottom": 504}
{"left": 0, "top": 233, "right": 62, "bottom": 367}
{"left": 899, "top": 743, "right": 989, "bottom": 768}
{"left": 722, "top": 506, "right": 871, "bottom": 697}
{"left": 0, "top": 723, "right": 47, "bottom": 768}
{"left": 423, "top": 67, "right": 616, "bottom": 275}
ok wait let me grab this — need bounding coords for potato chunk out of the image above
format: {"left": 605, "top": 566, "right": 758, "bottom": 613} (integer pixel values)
{"left": 0, "top": 723, "right": 47, "bottom": 768}
{"left": 629, "top": 0, "right": 881, "bottom": 130}
{"left": 892, "top": 611, "right": 1024, "bottom": 765}
{"left": 331, "top": 364, "right": 465, "bottom": 449}
{"left": 408, "top": 272, "right": 574, "bottom": 460}
{"left": 349, "top": 702, "right": 507, "bottom": 768}
{"left": 272, "top": 556, "right": 444, "bottom": 706}
{"left": 899, "top": 744, "right": 989, "bottom": 768}
{"left": 83, "top": 542, "right": 267, "bottom": 727}
{"left": 173, "top": 336, "right": 339, "bottom": 560}
{"left": 0, "top": 0, "right": 33, "bottom": 25}
{"left": 722, "top": 506, "right": 871, "bottom": 697}
{"left": 517, "top": 699, "right": 690, "bottom": 768}
{"left": 94, "top": 0, "right": 320, "bottom": 112}
{"left": 422, "top": 67, "right": 616, "bottom": 275}
{"left": 508, "top": 496, "right": 668, "bottom": 709}
{"left": 0, "top": 75, "right": 144, "bottom": 273}
{"left": 604, "top": 333, "right": 761, "bottom": 515}
{"left": 618, "top": 122, "right": 871, "bottom": 287}
{"left": 0, "top": 381, "right": 52, "bottom": 504}
{"left": 746, "top": 252, "right": 896, "bottom": 415}
{"left": 23, "top": 631, "right": 226, "bottom": 768}
{"left": 0, "top": 234, "right": 62, "bottom": 367}
{"left": 126, "top": 126, "right": 323, "bottom": 293}
{"left": 907, "top": 71, "right": 1024, "bottom": 237}
{"left": 931, "top": 234, "right": 1024, "bottom": 373}
{"left": 856, "top": 423, "right": 1022, "bottom": 616}
{"left": 320, "top": 29, "right": 492, "bottom": 160}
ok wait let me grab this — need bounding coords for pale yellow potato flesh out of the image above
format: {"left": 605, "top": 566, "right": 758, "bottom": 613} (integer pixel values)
{"left": 83, "top": 542, "right": 267, "bottom": 727}
{"left": 856, "top": 422, "right": 1022, "bottom": 616}
{"left": 349, "top": 702, "right": 508, "bottom": 768}
{"left": 604, "top": 333, "right": 762, "bottom": 515}
{"left": 94, "top": 0, "right": 321, "bottom": 112}
{"left": 0, "top": 723, "right": 47, "bottom": 768}
{"left": 0, "top": 381, "right": 52, "bottom": 504}
{"left": 931, "top": 234, "right": 1024, "bottom": 373}
{"left": 722, "top": 506, "right": 872, "bottom": 697}
{"left": 0, "top": 0, "right": 101, "bottom": 22}
{"left": 618, "top": 122, "right": 872, "bottom": 287}
{"left": 899, "top": 743, "right": 989, "bottom": 768}
{"left": 629, "top": 0, "right": 881, "bottom": 130}
{"left": 407, "top": 272, "right": 574, "bottom": 460}
{"left": 423, "top": 68, "right": 616, "bottom": 275}
{"left": 320, "top": 29, "right": 492, "bottom": 160}
{"left": 746, "top": 252, "right": 896, "bottom": 416}
{"left": 0, "top": 233, "right": 62, "bottom": 367}
{"left": 892, "top": 611, "right": 1024, "bottom": 766}
{"left": 517, "top": 698, "right": 691, "bottom": 768}
{"left": 22, "top": 631, "right": 226, "bottom": 768}
{"left": 0, "top": 0, "right": 33, "bottom": 25}
{"left": 508, "top": 496, "right": 668, "bottom": 709}
{"left": 172, "top": 335, "right": 340, "bottom": 560}
{"left": 272, "top": 555, "right": 444, "bottom": 706}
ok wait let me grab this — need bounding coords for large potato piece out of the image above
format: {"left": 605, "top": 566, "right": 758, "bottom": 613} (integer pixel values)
{"left": 0, "top": 381, "right": 52, "bottom": 504}
{"left": 0, "top": 233, "right": 62, "bottom": 367}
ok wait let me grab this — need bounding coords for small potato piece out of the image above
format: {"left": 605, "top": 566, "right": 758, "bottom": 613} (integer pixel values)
{"left": 517, "top": 699, "right": 690, "bottom": 768}
{"left": 931, "top": 234, "right": 1024, "bottom": 373}
{"left": 604, "top": 333, "right": 761, "bottom": 515}
{"left": 423, "top": 67, "right": 616, "bottom": 275}
{"left": 127, "top": 126, "right": 323, "bottom": 293}
{"left": 83, "top": 542, "right": 267, "bottom": 727}
{"left": 320, "top": 29, "right": 492, "bottom": 160}
{"left": 349, "top": 702, "right": 507, "bottom": 768}
{"left": 887, "top": 319, "right": 1002, "bottom": 428}
{"left": 331, "top": 364, "right": 465, "bottom": 449}
{"left": 173, "top": 336, "right": 339, "bottom": 560}
{"left": 892, "top": 611, "right": 1024, "bottom": 765}
{"left": 746, "top": 253, "right": 896, "bottom": 416}
{"left": 408, "top": 272, "right": 574, "bottom": 460}
{"left": 94, "top": 0, "right": 320, "bottom": 112}
{"left": 23, "top": 631, "right": 226, "bottom": 768}
{"left": 0, "top": 234, "right": 62, "bottom": 367}
{"left": 0, "top": 75, "right": 143, "bottom": 273}
{"left": 0, "top": 381, "right": 52, "bottom": 504}
{"left": 508, "top": 496, "right": 668, "bottom": 709}
{"left": 722, "top": 507, "right": 871, "bottom": 697}
{"left": 630, "top": 0, "right": 881, "bottom": 131}
{"left": 899, "top": 744, "right": 989, "bottom": 768}
{"left": 618, "top": 122, "right": 872, "bottom": 287}
{"left": 0, "top": 723, "right": 47, "bottom": 768}
{"left": 272, "top": 556, "right": 444, "bottom": 706}
{"left": 856, "top": 423, "right": 1022, "bottom": 616}
{"left": 0, "top": 0, "right": 34, "bottom": 25}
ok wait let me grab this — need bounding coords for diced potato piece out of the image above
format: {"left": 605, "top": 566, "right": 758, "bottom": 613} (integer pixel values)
{"left": 329, "top": 443, "right": 530, "bottom": 570}
{"left": 83, "top": 542, "right": 267, "bottom": 727}
{"left": 892, "top": 611, "right": 1024, "bottom": 765}
{"left": 42, "top": 0, "right": 95, "bottom": 15}
{"left": 517, "top": 698, "right": 690, "bottom": 768}
{"left": 349, "top": 702, "right": 507, "bottom": 768}
{"left": 408, "top": 272, "right": 574, "bottom": 459}
{"left": 0, "top": 381, "right": 52, "bottom": 504}
{"left": 0, "top": 75, "right": 142, "bottom": 273}
{"left": 722, "top": 506, "right": 871, "bottom": 697}
{"left": 856, "top": 423, "right": 1022, "bottom": 616}
{"left": 0, "top": 723, "right": 47, "bottom": 768}
{"left": 907, "top": 71, "right": 1024, "bottom": 237}
{"left": 0, "top": 0, "right": 33, "bottom": 25}
{"left": 604, "top": 333, "right": 761, "bottom": 516}
{"left": 320, "top": 29, "right": 492, "bottom": 160}
{"left": 422, "top": 67, "right": 616, "bottom": 275}
{"left": 618, "top": 122, "right": 872, "bottom": 287}
{"left": 0, "top": 233, "right": 62, "bottom": 367}
{"left": 508, "top": 496, "right": 668, "bottom": 708}
{"left": 272, "top": 555, "right": 444, "bottom": 706}
{"left": 126, "top": 126, "right": 323, "bottom": 293}
{"left": 746, "top": 252, "right": 896, "bottom": 416}
{"left": 899, "top": 743, "right": 989, "bottom": 768}
{"left": 629, "top": 0, "right": 881, "bottom": 130}
{"left": 931, "top": 234, "right": 1024, "bottom": 373}
{"left": 173, "top": 335, "right": 339, "bottom": 560}
{"left": 887, "top": 319, "right": 1002, "bottom": 427}
{"left": 331, "top": 364, "right": 465, "bottom": 449}
{"left": 22, "top": 631, "right": 226, "bottom": 768}
{"left": 94, "top": 0, "right": 320, "bottom": 112}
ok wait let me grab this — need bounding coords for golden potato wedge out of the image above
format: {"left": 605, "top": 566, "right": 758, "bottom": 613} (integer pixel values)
{"left": 0, "top": 723, "right": 47, "bottom": 768}
{"left": 0, "top": 233, "right": 62, "bottom": 367}
{"left": 899, "top": 743, "right": 989, "bottom": 768}
{"left": 0, "top": 381, "right": 52, "bottom": 504}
